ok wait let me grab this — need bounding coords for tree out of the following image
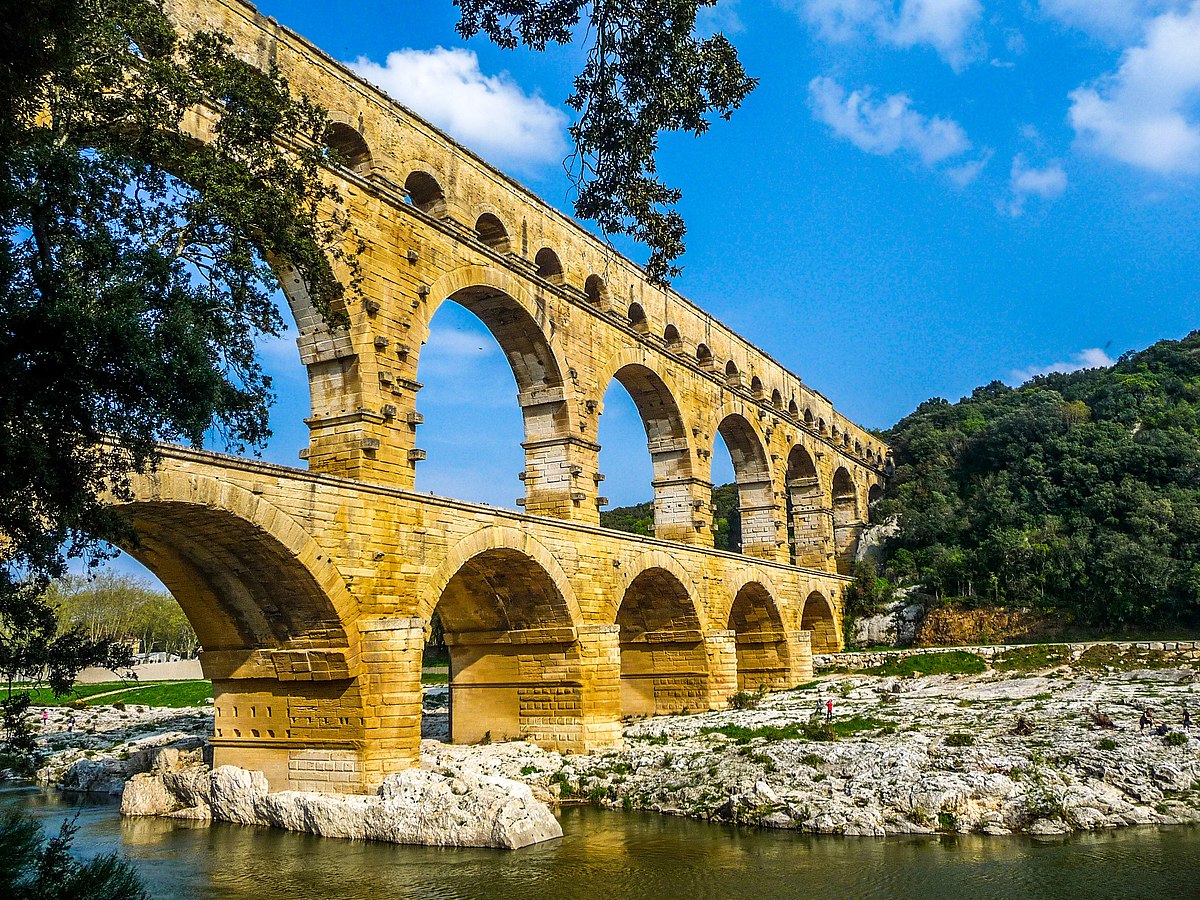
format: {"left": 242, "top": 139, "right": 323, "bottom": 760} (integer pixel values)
{"left": 0, "top": 810, "right": 147, "bottom": 900}
{"left": 1, "top": 0, "right": 358, "bottom": 592}
{"left": 456, "top": 0, "right": 755, "bottom": 282}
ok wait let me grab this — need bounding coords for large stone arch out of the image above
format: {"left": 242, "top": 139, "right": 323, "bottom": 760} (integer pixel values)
{"left": 418, "top": 265, "right": 578, "bottom": 517}
{"left": 116, "top": 468, "right": 367, "bottom": 793}
{"left": 801, "top": 590, "right": 840, "bottom": 654}
{"left": 786, "top": 443, "right": 833, "bottom": 571}
{"left": 726, "top": 580, "right": 792, "bottom": 692}
{"left": 832, "top": 466, "right": 862, "bottom": 575}
{"left": 593, "top": 348, "right": 699, "bottom": 544}
{"left": 613, "top": 553, "right": 722, "bottom": 716}
{"left": 712, "top": 410, "right": 777, "bottom": 558}
{"left": 421, "top": 527, "right": 599, "bottom": 749}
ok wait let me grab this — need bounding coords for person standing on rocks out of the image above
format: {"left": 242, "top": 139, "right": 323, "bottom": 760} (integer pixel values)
{"left": 1183, "top": 706, "right": 1192, "bottom": 733}
{"left": 826, "top": 698, "right": 834, "bottom": 722}
{"left": 1140, "top": 709, "right": 1153, "bottom": 732}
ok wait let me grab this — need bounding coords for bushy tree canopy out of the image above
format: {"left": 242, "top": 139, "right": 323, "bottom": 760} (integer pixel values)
{"left": 875, "top": 332, "right": 1200, "bottom": 630}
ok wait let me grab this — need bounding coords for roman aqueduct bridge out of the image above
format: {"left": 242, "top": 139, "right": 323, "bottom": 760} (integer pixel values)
{"left": 114, "top": 0, "right": 889, "bottom": 793}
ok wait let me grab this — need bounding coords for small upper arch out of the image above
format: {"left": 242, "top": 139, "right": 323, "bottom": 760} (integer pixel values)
{"left": 628, "top": 301, "right": 649, "bottom": 333}
{"left": 473, "top": 213, "right": 510, "bottom": 253}
{"left": 404, "top": 170, "right": 446, "bottom": 216}
{"left": 724, "top": 360, "right": 740, "bottom": 387}
{"left": 749, "top": 375, "right": 764, "bottom": 399}
{"left": 697, "top": 343, "right": 714, "bottom": 369}
{"left": 322, "top": 121, "right": 372, "bottom": 175}
{"left": 584, "top": 274, "right": 607, "bottom": 308}
{"left": 663, "top": 323, "right": 681, "bottom": 348}
{"left": 535, "top": 247, "right": 564, "bottom": 284}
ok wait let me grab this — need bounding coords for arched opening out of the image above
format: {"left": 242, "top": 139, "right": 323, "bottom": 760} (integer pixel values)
{"left": 404, "top": 171, "right": 446, "bottom": 216}
{"left": 801, "top": 591, "right": 839, "bottom": 654}
{"left": 323, "top": 122, "right": 372, "bottom": 175}
{"left": 663, "top": 323, "right": 681, "bottom": 350}
{"left": 712, "top": 414, "right": 774, "bottom": 557}
{"left": 585, "top": 274, "right": 607, "bottom": 307}
{"left": 868, "top": 483, "right": 883, "bottom": 505}
{"left": 415, "top": 286, "right": 567, "bottom": 510}
{"left": 832, "top": 467, "right": 861, "bottom": 575}
{"left": 473, "top": 213, "right": 510, "bottom": 252}
{"left": 785, "top": 446, "right": 830, "bottom": 569}
{"left": 771, "top": 389, "right": 783, "bottom": 411}
{"left": 789, "top": 399, "right": 800, "bottom": 419}
{"left": 427, "top": 548, "right": 579, "bottom": 745}
{"left": 628, "top": 302, "right": 648, "bottom": 333}
{"left": 535, "top": 247, "right": 564, "bottom": 284}
{"left": 818, "top": 417, "right": 827, "bottom": 434}
{"left": 749, "top": 376, "right": 764, "bottom": 399}
{"left": 105, "top": 492, "right": 366, "bottom": 791}
{"left": 597, "top": 364, "right": 693, "bottom": 543}
{"left": 724, "top": 360, "right": 740, "bottom": 388}
{"left": 697, "top": 343, "right": 714, "bottom": 370}
{"left": 804, "top": 408, "right": 814, "bottom": 427}
{"left": 617, "top": 568, "right": 708, "bottom": 716}
{"left": 728, "top": 583, "right": 791, "bottom": 692}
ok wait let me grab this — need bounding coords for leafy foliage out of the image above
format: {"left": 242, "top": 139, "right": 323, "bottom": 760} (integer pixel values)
{"left": 876, "top": 331, "right": 1200, "bottom": 630}
{"left": 455, "top": 0, "right": 755, "bottom": 282}
{"left": 0, "top": 810, "right": 147, "bottom": 900}
{"left": 841, "top": 560, "right": 895, "bottom": 646}
{"left": 50, "top": 574, "right": 198, "bottom": 659}
{"left": 1, "top": 0, "right": 358, "bottom": 589}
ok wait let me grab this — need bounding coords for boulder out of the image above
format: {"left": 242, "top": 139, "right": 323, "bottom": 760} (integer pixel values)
{"left": 122, "top": 763, "right": 562, "bottom": 850}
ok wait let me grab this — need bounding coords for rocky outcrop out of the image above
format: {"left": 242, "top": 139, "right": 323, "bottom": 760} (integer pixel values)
{"left": 122, "top": 762, "right": 562, "bottom": 850}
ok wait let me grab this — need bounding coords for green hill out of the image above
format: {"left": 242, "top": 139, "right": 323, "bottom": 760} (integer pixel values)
{"left": 876, "top": 330, "right": 1200, "bottom": 630}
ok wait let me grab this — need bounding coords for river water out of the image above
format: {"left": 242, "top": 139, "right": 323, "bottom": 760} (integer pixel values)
{"left": 4, "top": 782, "right": 1198, "bottom": 899}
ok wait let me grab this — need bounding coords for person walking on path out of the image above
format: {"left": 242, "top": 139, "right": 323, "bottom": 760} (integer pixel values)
{"left": 41, "top": 709, "right": 48, "bottom": 730}
{"left": 826, "top": 698, "right": 834, "bottom": 722}
{"left": 1184, "top": 706, "right": 1192, "bottom": 733}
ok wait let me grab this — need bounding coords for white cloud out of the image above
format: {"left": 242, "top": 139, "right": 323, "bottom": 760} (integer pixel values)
{"left": 808, "top": 77, "right": 973, "bottom": 168}
{"left": 1003, "top": 154, "right": 1067, "bottom": 215}
{"left": 349, "top": 48, "right": 568, "bottom": 168}
{"left": 792, "top": 0, "right": 983, "bottom": 69}
{"left": 697, "top": 0, "right": 745, "bottom": 35}
{"left": 1010, "top": 347, "right": 1115, "bottom": 383}
{"left": 1067, "top": 2, "right": 1200, "bottom": 175}
{"left": 1041, "top": 0, "right": 1184, "bottom": 44}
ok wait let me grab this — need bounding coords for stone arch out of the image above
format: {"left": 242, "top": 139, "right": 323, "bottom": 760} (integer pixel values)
{"left": 771, "top": 389, "right": 784, "bottom": 410}
{"left": 322, "top": 121, "right": 372, "bottom": 175}
{"left": 115, "top": 469, "right": 367, "bottom": 792}
{"left": 403, "top": 169, "right": 446, "bottom": 216}
{"left": 724, "top": 359, "right": 740, "bottom": 388}
{"left": 785, "top": 444, "right": 831, "bottom": 570}
{"left": 750, "top": 375, "right": 764, "bottom": 399}
{"left": 594, "top": 350, "right": 696, "bottom": 543}
{"left": 535, "top": 247, "right": 564, "bottom": 284}
{"left": 473, "top": 212, "right": 510, "bottom": 252}
{"left": 422, "top": 529, "right": 587, "bottom": 747}
{"left": 628, "top": 301, "right": 648, "bottom": 333}
{"left": 119, "top": 471, "right": 358, "bottom": 652}
{"left": 663, "top": 323, "right": 681, "bottom": 348}
{"left": 419, "top": 266, "right": 574, "bottom": 513}
{"left": 832, "top": 467, "right": 861, "bottom": 575}
{"left": 804, "top": 407, "right": 814, "bottom": 427}
{"left": 868, "top": 483, "right": 884, "bottom": 505}
{"left": 585, "top": 274, "right": 607, "bottom": 308}
{"left": 801, "top": 591, "right": 839, "bottom": 654}
{"left": 697, "top": 343, "right": 714, "bottom": 369}
{"left": 726, "top": 581, "right": 792, "bottom": 692}
{"left": 615, "top": 559, "right": 712, "bottom": 716}
{"left": 713, "top": 411, "right": 775, "bottom": 557}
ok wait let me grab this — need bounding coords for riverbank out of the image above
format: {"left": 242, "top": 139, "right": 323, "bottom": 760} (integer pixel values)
{"left": 14, "top": 644, "right": 1200, "bottom": 839}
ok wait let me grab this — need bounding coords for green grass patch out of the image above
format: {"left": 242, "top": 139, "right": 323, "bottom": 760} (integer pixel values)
{"left": 991, "top": 645, "right": 1072, "bottom": 673}
{"left": 15, "top": 682, "right": 140, "bottom": 706}
{"left": 1075, "top": 645, "right": 1185, "bottom": 672}
{"left": 864, "top": 651, "right": 987, "bottom": 678}
{"left": 85, "top": 681, "right": 212, "bottom": 708}
{"left": 421, "top": 672, "right": 449, "bottom": 684}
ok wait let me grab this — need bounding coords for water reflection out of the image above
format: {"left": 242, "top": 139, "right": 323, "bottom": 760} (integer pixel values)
{"left": 4, "top": 783, "right": 1199, "bottom": 899}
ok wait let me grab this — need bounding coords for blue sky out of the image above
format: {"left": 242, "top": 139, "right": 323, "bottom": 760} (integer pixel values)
{"left": 100, "top": 0, "right": 1200, "bottom": 581}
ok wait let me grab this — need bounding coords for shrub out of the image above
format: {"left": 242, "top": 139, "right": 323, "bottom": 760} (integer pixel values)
{"left": 1097, "top": 737, "right": 1118, "bottom": 751}
{"left": 944, "top": 732, "right": 975, "bottom": 747}
{"left": 1165, "top": 731, "right": 1188, "bottom": 747}
{"left": 728, "top": 690, "right": 759, "bottom": 710}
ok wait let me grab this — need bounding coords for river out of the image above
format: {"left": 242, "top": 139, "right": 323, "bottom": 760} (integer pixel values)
{"left": 4, "top": 782, "right": 1197, "bottom": 899}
